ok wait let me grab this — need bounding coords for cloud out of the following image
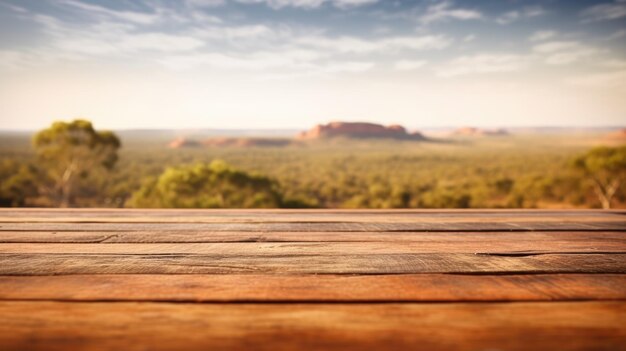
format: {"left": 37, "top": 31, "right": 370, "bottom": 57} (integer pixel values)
{"left": 496, "top": 6, "right": 545, "bottom": 24}
{"left": 194, "top": 24, "right": 277, "bottom": 40}
{"left": 158, "top": 49, "right": 325, "bottom": 70}
{"left": 1, "top": 3, "right": 28, "bottom": 13}
{"left": 234, "top": 0, "right": 377, "bottom": 9}
{"left": 533, "top": 41, "right": 598, "bottom": 65}
{"left": 394, "top": 60, "right": 427, "bottom": 70}
{"left": 529, "top": 30, "right": 556, "bottom": 42}
{"left": 297, "top": 34, "right": 450, "bottom": 53}
{"left": 185, "top": 0, "right": 226, "bottom": 7}
{"left": 419, "top": 1, "right": 482, "bottom": 24}
{"left": 158, "top": 48, "right": 373, "bottom": 79}
{"left": 580, "top": 0, "right": 626, "bottom": 22}
{"left": 59, "top": 0, "right": 161, "bottom": 25}
{"left": 606, "top": 29, "right": 626, "bottom": 41}
{"left": 436, "top": 54, "right": 527, "bottom": 77}
{"left": 53, "top": 33, "right": 204, "bottom": 56}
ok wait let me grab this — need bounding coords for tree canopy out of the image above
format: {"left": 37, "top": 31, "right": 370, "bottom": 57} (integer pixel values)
{"left": 572, "top": 146, "right": 626, "bottom": 209}
{"left": 128, "top": 160, "right": 283, "bottom": 208}
{"left": 33, "top": 119, "right": 121, "bottom": 207}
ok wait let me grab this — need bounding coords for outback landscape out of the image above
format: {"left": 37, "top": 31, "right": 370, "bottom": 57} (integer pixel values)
{"left": 1, "top": 120, "right": 624, "bottom": 209}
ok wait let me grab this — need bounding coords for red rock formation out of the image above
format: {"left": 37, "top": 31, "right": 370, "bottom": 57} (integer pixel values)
{"left": 606, "top": 129, "right": 626, "bottom": 139}
{"left": 604, "top": 129, "right": 626, "bottom": 144}
{"left": 168, "top": 137, "right": 201, "bottom": 148}
{"left": 297, "top": 122, "right": 423, "bottom": 140}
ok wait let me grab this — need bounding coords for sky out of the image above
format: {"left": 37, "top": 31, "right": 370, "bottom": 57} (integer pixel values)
{"left": 0, "top": 0, "right": 625, "bottom": 130}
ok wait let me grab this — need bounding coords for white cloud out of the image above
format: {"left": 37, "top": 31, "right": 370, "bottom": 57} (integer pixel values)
{"left": 60, "top": 0, "right": 161, "bottom": 25}
{"left": 394, "top": 60, "right": 427, "bottom": 70}
{"left": 193, "top": 24, "right": 286, "bottom": 40}
{"left": 496, "top": 11, "right": 520, "bottom": 25}
{"left": 1, "top": 3, "right": 28, "bottom": 13}
{"left": 533, "top": 41, "right": 598, "bottom": 65}
{"left": 158, "top": 49, "right": 325, "bottom": 70}
{"left": 436, "top": 54, "right": 527, "bottom": 77}
{"left": 606, "top": 29, "right": 626, "bottom": 41}
{"left": 529, "top": 30, "right": 556, "bottom": 42}
{"left": 332, "top": 0, "right": 378, "bottom": 9}
{"left": 234, "top": 0, "right": 377, "bottom": 9}
{"left": 185, "top": 0, "right": 226, "bottom": 7}
{"left": 496, "top": 6, "right": 545, "bottom": 24}
{"left": 581, "top": 0, "right": 626, "bottom": 22}
{"left": 420, "top": 1, "right": 482, "bottom": 24}
{"left": 51, "top": 31, "right": 204, "bottom": 55}
{"left": 463, "top": 34, "right": 475, "bottom": 42}
{"left": 118, "top": 33, "right": 204, "bottom": 52}
{"left": 298, "top": 34, "right": 450, "bottom": 53}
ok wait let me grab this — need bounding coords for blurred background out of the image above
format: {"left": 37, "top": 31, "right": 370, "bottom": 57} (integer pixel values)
{"left": 0, "top": 0, "right": 624, "bottom": 209}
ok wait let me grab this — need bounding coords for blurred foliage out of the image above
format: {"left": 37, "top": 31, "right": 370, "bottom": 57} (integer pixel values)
{"left": 0, "top": 124, "right": 624, "bottom": 209}
{"left": 572, "top": 146, "right": 626, "bottom": 209}
{"left": 32, "top": 119, "right": 121, "bottom": 207}
{"left": 127, "top": 160, "right": 286, "bottom": 208}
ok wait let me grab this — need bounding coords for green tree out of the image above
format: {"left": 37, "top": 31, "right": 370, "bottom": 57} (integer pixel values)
{"left": 572, "top": 146, "right": 626, "bottom": 209}
{"left": 0, "top": 159, "right": 40, "bottom": 206}
{"left": 33, "top": 120, "right": 121, "bottom": 207}
{"left": 128, "top": 160, "right": 283, "bottom": 208}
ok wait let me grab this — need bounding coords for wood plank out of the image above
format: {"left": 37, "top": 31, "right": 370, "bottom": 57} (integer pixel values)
{"left": 1, "top": 214, "right": 624, "bottom": 223}
{"left": 0, "top": 209, "right": 623, "bottom": 224}
{"left": 1, "top": 253, "right": 624, "bottom": 274}
{"left": 1, "top": 241, "right": 624, "bottom": 255}
{"left": 0, "top": 274, "right": 624, "bottom": 302}
{"left": 0, "top": 301, "right": 623, "bottom": 351}
{"left": 1, "top": 230, "right": 623, "bottom": 243}
{"left": 1, "top": 208, "right": 623, "bottom": 218}
{"left": 1, "top": 221, "right": 624, "bottom": 231}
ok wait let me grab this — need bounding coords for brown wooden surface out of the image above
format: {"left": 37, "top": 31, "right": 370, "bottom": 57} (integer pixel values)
{"left": 1, "top": 229, "right": 625, "bottom": 243}
{"left": 1, "top": 274, "right": 624, "bottom": 302}
{"left": 0, "top": 209, "right": 624, "bottom": 351}
{"left": 1, "top": 301, "right": 624, "bottom": 351}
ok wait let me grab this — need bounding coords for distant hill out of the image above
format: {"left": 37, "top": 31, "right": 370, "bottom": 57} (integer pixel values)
{"left": 168, "top": 137, "right": 293, "bottom": 148}
{"left": 297, "top": 122, "right": 424, "bottom": 140}
{"left": 168, "top": 137, "right": 201, "bottom": 148}
{"left": 602, "top": 128, "right": 626, "bottom": 145}
{"left": 203, "top": 137, "right": 293, "bottom": 147}
{"left": 451, "top": 127, "right": 509, "bottom": 137}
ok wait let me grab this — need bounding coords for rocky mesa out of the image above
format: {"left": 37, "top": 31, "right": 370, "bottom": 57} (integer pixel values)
{"left": 297, "top": 122, "right": 424, "bottom": 140}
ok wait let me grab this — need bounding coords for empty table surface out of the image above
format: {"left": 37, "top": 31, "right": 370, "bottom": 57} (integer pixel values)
{"left": 0, "top": 209, "right": 624, "bottom": 350}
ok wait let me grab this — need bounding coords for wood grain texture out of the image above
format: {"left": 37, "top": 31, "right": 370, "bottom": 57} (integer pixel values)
{"left": 0, "top": 301, "right": 624, "bottom": 351}
{"left": 1, "top": 213, "right": 624, "bottom": 223}
{"left": 1, "top": 221, "right": 625, "bottom": 231}
{"left": 1, "top": 230, "right": 624, "bottom": 243}
{"left": 1, "top": 253, "right": 625, "bottom": 274}
{"left": 0, "top": 209, "right": 624, "bottom": 351}
{"left": 2, "top": 240, "right": 625, "bottom": 254}
{"left": 0, "top": 274, "right": 624, "bottom": 302}
{"left": 1, "top": 208, "right": 623, "bottom": 220}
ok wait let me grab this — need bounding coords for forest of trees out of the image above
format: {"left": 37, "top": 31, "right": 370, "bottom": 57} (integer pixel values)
{"left": 0, "top": 120, "right": 625, "bottom": 209}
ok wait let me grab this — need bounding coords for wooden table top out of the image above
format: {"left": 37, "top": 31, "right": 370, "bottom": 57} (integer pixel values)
{"left": 0, "top": 209, "right": 624, "bottom": 350}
